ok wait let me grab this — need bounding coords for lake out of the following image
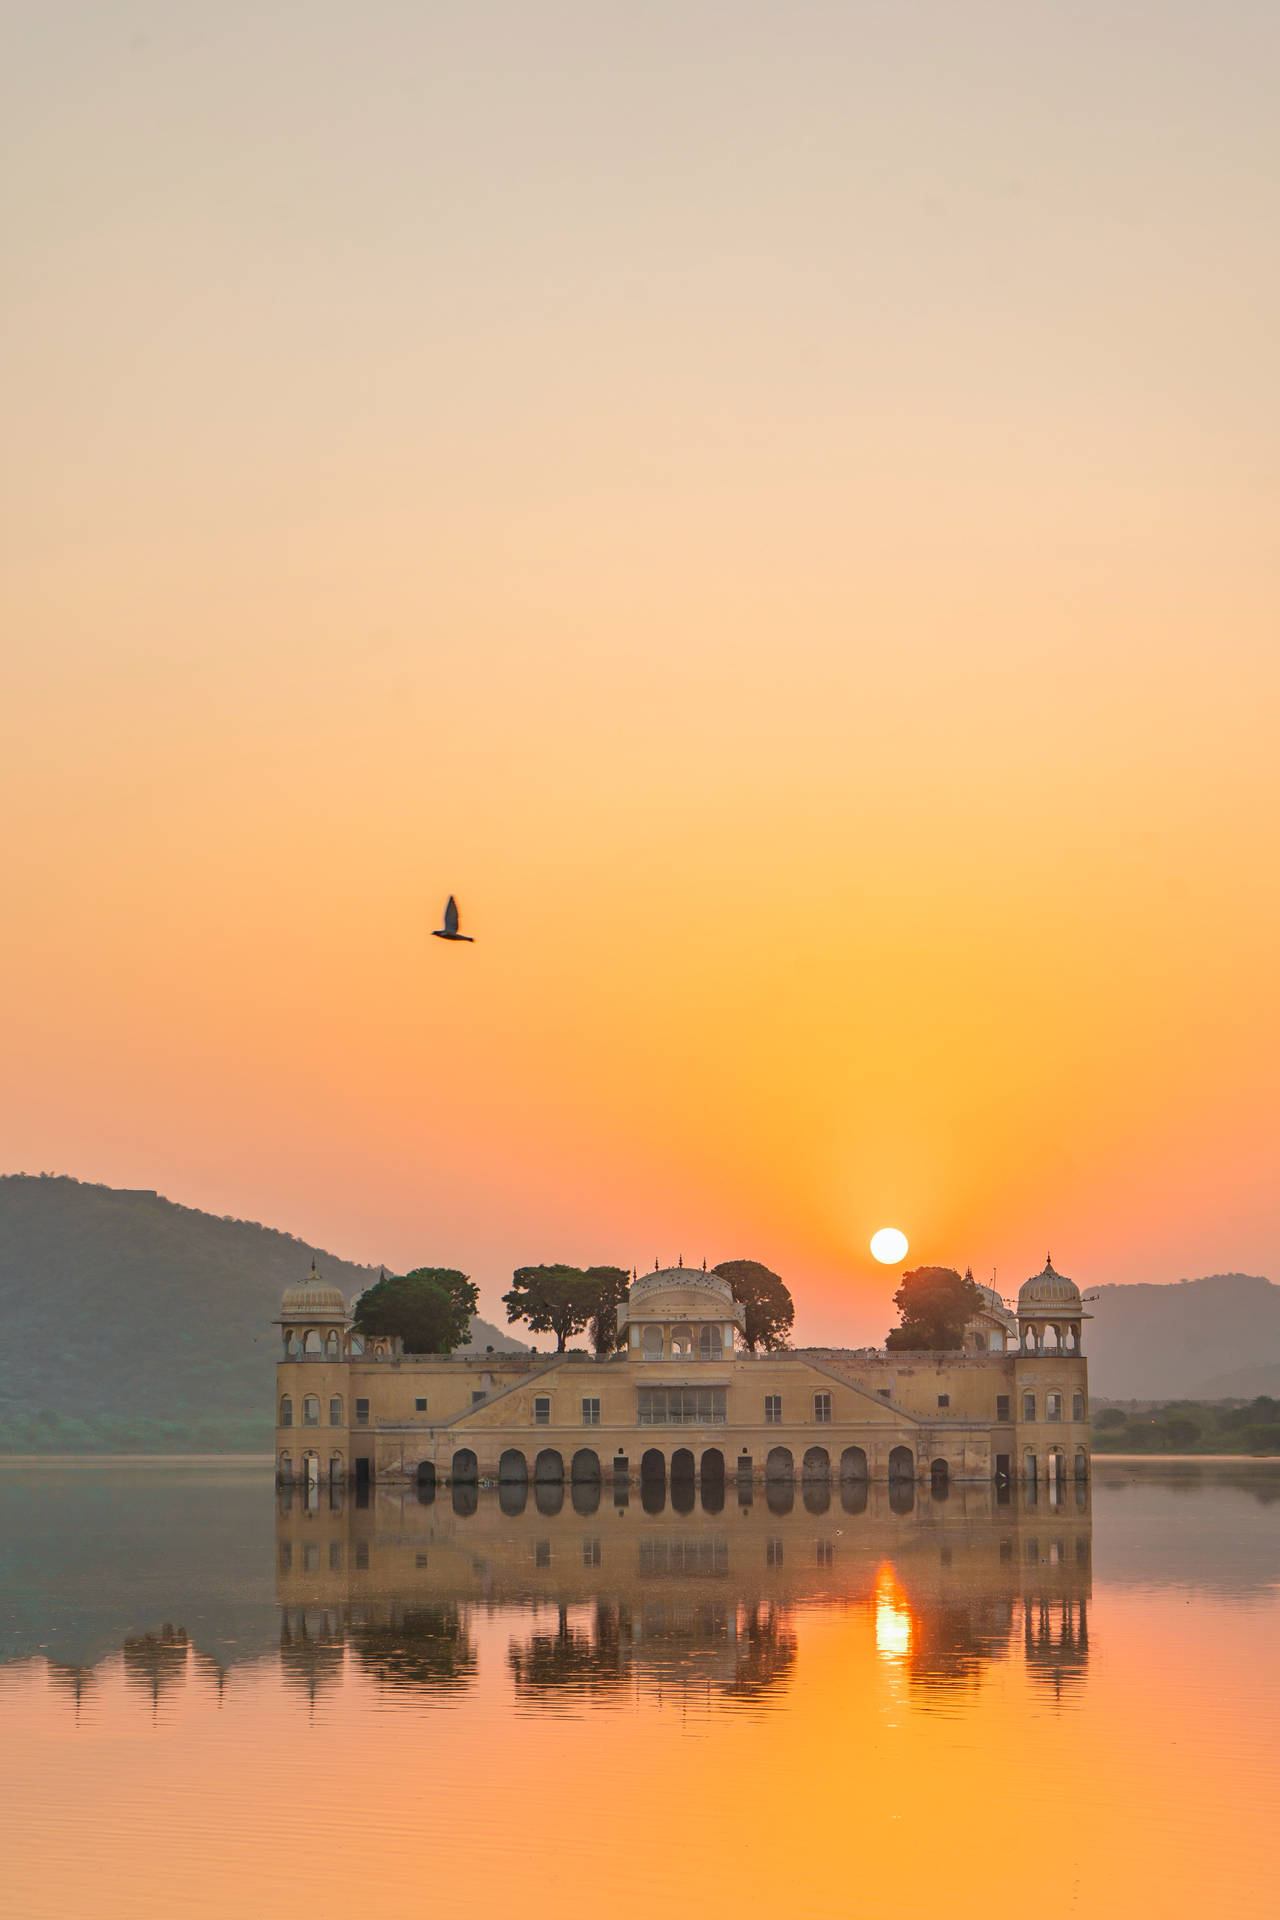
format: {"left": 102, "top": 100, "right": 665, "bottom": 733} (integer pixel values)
{"left": 2, "top": 1460, "right": 1277, "bottom": 1918}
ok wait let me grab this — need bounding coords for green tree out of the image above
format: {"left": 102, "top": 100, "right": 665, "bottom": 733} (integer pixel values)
{"left": 503, "top": 1265, "right": 599, "bottom": 1351}
{"left": 885, "top": 1266, "right": 985, "bottom": 1351}
{"left": 584, "top": 1266, "right": 631, "bottom": 1356}
{"left": 1165, "top": 1416, "right": 1200, "bottom": 1448}
{"left": 353, "top": 1267, "right": 478, "bottom": 1355}
{"left": 1093, "top": 1407, "right": 1128, "bottom": 1430}
{"left": 712, "top": 1261, "right": 795, "bottom": 1353}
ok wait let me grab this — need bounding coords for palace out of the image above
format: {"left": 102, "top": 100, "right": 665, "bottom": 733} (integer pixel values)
{"left": 274, "top": 1257, "right": 1091, "bottom": 1494}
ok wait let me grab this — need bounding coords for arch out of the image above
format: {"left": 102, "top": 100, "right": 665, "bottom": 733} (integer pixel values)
{"left": 498, "top": 1448, "right": 528, "bottom": 1485}
{"left": 325, "top": 1329, "right": 340, "bottom": 1357}
{"left": 302, "top": 1395, "right": 319, "bottom": 1427}
{"left": 670, "top": 1324, "right": 694, "bottom": 1358}
{"left": 765, "top": 1445, "right": 794, "bottom": 1482}
{"left": 766, "top": 1478, "right": 794, "bottom": 1516}
{"left": 701, "top": 1447, "right": 725, "bottom": 1488}
{"left": 641, "top": 1326, "right": 664, "bottom": 1361}
{"left": 534, "top": 1477, "right": 563, "bottom": 1516}
{"left": 930, "top": 1458, "right": 949, "bottom": 1497}
{"left": 640, "top": 1447, "right": 665, "bottom": 1484}
{"left": 803, "top": 1479, "right": 831, "bottom": 1516}
{"left": 672, "top": 1475, "right": 696, "bottom": 1515}
{"left": 451, "top": 1447, "right": 478, "bottom": 1485}
{"left": 888, "top": 1479, "right": 915, "bottom": 1515}
{"left": 1023, "top": 1448, "right": 1038, "bottom": 1482}
{"left": 1044, "top": 1322, "right": 1061, "bottom": 1350}
{"left": 328, "top": 1396, "right": 343, "bottom": 1426}
{"left": 329, "top": 1451, "right": 345, "bottom": 1484}
{"left": 571, "top": 1448, "right": 602, "bottom": 1484}
{"left": 279, "top": 1395, "right": 293, "bottom": 1428}
{"left": 534, "top": 1448, "right": 564, "bottom": 1484}
{"left": 277, "top": 1450, "right": 293, "bottom": 1482}
{"left": 416, "top": 1459, "right": 436, "bottom": 1495}
{"left": 1074, "top": 1446, "right": 1089, "bottom": 1481}
{"left": 303, "top": 1329, "right": 323, "bottom": 1356}
{"left": 641, "top": 1476, "right": 666, "bottom": 1515}
{"left": 840, "top": 1445, "right": 868, "bottom": 1482}
{"left": 670, "top": 1446, "right": 696, "bottom": 1481}
{"left": 802, "top": 1446, "right": 830, "bottom": 1481}
{"left": 888, "top": 1445, "right": 914, "bottom": 1483}
{"left": 698, "top": 1324, "right": 723, "bottom": 1360}
{"left": 282, "top": 1329, "right": 295, "bottom": 1357}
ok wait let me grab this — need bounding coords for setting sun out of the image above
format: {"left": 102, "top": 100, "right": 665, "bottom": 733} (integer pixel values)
{"left": 870, "top": 1228, "right": 909, "bottom": 1266}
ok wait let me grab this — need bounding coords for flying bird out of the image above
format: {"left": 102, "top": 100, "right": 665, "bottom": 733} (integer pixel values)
{"left": 432, "top": 895, "right": 474, "bottom": 943}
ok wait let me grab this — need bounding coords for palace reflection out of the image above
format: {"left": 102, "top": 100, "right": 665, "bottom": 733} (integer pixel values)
{"left": 272, "top": 1474, "right": 1091, "bottom": 1711}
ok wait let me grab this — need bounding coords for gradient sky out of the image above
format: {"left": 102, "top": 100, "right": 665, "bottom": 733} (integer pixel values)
{"left": 3, "top": 2, "right": 1278, "bottom": 1342}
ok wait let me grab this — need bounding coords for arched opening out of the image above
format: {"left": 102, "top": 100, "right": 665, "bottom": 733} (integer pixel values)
{"left": 670, "top": 1447, "right": 696, "bottom": 1481}
{"left": 303, "top": 1329, "right": 322, "bottom": 1356}
{"left": 698, "top": 1324, "right": 722, "bottom": 1360}
{"left": 452, "top": 1481, "right": 478, "bottom": 1517}
{"left": 571, "top": 1478, "right": 601, "bottom": 1516}
{"left": 1074, "top": 1447, "right": 1089, "bottom": 1481}
{"left": 325, "top": 1329, "right": 340, "bottom": 1357}
{"left": 277, "top": 1451, "right": 293, "bottom": 1483}
{"left": 803, "top": 1479, "right": 831, "bottom": 1516}
{"left": 802, "top": 1446, "right": 830, "bottom": 1481}
{"left": 766, "top": 1446, "right": 794, "bottom": 1482}
{"left": 534, "top": 1448, "right": 564, "bottom": 1484}
{"left": 672, "top": 1475, "right": 696, "bottom": 1515}
{"left": 888, "top": 1445, "right": 914, "bottom": 1483}
{"left": 1022, "top": 1325, "right": 1036, "bottom": 1351}
{"left": 498, "top": 1448, "right": 528, "bottom": 1484}
{"left": 282, "top": 1330, "right": 295, "bottom": 1357}
{"left": 328, "top": 1451, "right": 344, "bottom": 1485}
{"left": 840, "top": 1445, "right": 868, "bottom": 1482}
{"left": 329, "top": 1396, "right": 343, "bottom": 1426}
{"left": 701, "top": 1451, "right": 725, "bottom": 1514}
{"left": 416, "top": 1459, "right": 436, "bottom": 1496}
{"left": 279, "top": 1396, "right": 293, "bottom": 1428}
{"left": 534, "top": 1479, "right": 564, "bottom": 1516}
{"left": 303, "top": 1395, "right": 319, "bottom": 1427}
{"left": 1023, "top": 1449, "right": 1038, "bottom": 1482}
{"left": 641, "top": 1477, "right": 666, "bottom": 1515}
{"left": 640, "top": 1448, "right": 665, "bottom": 1485}
{"left": 451, "top": 1448, "right": 478, "bottom": 1485}
{"left": 641, "top": 1326, "right": 664, "bottom": 1361}
{"left": 766, "top": 1478, "right": 794, "bottom": 1516}
{"left": 571, "top": 1448, "right": 602, "bottom": 1484}
{"left": 1045, "top": 1323, "right": 1060, "bottom": 1350}
{"left": 930, "top": 1458, "right": 949, "bottom": 1498}
{"left": 670, "top": 1324, "right": 694, "bottom": 1358}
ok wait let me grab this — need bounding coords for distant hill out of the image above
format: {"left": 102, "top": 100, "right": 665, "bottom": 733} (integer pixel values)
{"left": 1087, "top": 1274, "right": 1280, "bottom": 1400}
{"left": 0, "top": 1175, "right": 525, "bottom": 1451}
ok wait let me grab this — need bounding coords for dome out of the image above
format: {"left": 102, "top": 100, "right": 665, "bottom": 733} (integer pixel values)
{"left": 623, "top": 1264, "right": 743, "bottom": 1325}
{"left": 1017, "top": 1256, "right": 1082, "bottom": 1313}
{"left": 280, "top": 1264, "right": 348, "bottom": 1318}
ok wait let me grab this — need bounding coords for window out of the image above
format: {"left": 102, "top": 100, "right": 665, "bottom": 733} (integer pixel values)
{"left": 937, "top": 1393, "right": 950, "bottom": 1409}
{"left": 415, "top": 1552, "right": 429, "bottom": 1568}
{"left": 355, "top": 1398, "right": 370, "bottom": 1426}
{"left": 471, "top": 1390, "right": 485, "bottom": 1404}
{"left": 698, "top": 1325, "right": 723, "bottom": 1359}
{"left": 329, "top": 1396, "right": 343, "bottom": 1425}
{"left": 814, "top": 1392, "right": 832, "bottom": 1424}
{"left": 638, "top": 1539, "right": 728, "bottom": 1577}
{"left": 641, "top": 1326, "right": 663, "bottom": 1360}
{"left": 279, "top": 1396, "right": 293, "bottom": 1427}
{"left": 582, "top": 1538, "right": 601, "bottom": 1568}
{"left": 878, "top": 1388, "right": 891, "bottom": 1399}
{"left": 303, "top": 1542, "right": 319, "bottom": 1573}
{"left": 637, "top": 1386, "right": 728, "bottom": 1425}
{"left": 534, "top": 1396, "right": 551, "bottom": 1426}
{"left": 972, "top": 1331, "right": 988, "bottom": 1351}
{"left": 1072, "top": 1392, "right": 1085, "bottom": 1421}
{"left": 303, "top": 1396, "right": 319, "bottom": 1426}
{"left": 1046, "top": 1393, "right": 1063, "bottom": 1422}
{"left": 996, "top": 1394, "right": 1011, "bottom": 1421}
{"left": 766, "top": 1539, "right": 784, "bottom": 1567}
{"left": 414, "top": 1397, "right": 427, "bottom": 1413}
{"left": 1023, "top": 1392, "right": 1036, "bottom": 1421}
{"left": 581, "top": 1398, "right": 601, "bottom": 1426}
{"left": 765, "top": 1395, "right": 782, "bottom": 1424}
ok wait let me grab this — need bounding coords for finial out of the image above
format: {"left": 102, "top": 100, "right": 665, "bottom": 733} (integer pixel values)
{"left": 678, "top": 1253, "right": 683, "bottom": 1267}
{"left": 1046, "top": 1250, "right": 1053, "bottom": 1270}
{"left": 310, "top": 1258, "right": 317, "bottom": 1275}
{"left": 654, "top": 1257, "right": 659, "bottom": 1270}
{"left": 702, "top": 1257, "right": 707, "bottom": 1271}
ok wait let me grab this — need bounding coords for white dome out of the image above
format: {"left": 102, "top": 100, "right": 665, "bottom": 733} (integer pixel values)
{"left": 1018, "top": 1257, "right": 1082, "bottom": 1313}
{"left": 281, "top": 1266, "right": 348, "bottom": 1317}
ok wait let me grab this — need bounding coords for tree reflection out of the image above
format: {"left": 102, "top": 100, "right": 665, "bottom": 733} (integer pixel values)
{"left": 347, "top": 1605, "right": 476, "bottom": 1693}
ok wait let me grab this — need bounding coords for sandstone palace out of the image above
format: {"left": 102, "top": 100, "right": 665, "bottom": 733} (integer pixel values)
{"left": 274, "top": 1258, "right": 1091, "bottom": 1496}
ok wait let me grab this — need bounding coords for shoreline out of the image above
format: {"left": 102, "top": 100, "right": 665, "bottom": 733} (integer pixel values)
{"left": 0, "top": 1453, "right": 274, "bottom": 1468}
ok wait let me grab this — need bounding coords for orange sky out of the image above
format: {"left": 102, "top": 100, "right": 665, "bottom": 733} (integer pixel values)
{"left": 2, "top": 3, "right": 1278, "bottom": 1342}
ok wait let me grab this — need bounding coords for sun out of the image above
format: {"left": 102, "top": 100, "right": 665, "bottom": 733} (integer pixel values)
{"left": 870, "top": 1227, "right": 909, "bottom": 1265}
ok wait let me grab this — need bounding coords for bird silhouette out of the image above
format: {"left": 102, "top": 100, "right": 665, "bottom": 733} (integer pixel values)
{"left": 432, "top": 895, "right": 474, "bottom": 943}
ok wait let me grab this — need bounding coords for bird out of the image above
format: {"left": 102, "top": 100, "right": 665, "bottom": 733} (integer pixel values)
{"left": 432, "top": 895, "right": 474, "bottom": 942}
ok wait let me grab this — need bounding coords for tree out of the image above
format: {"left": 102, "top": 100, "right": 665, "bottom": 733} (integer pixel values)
{"left": 353, "top": 1267, "right": 478, "bottom": 1355}
{"left": 503, "top": 1265, "right": 598, "bottom": 1351}
{"left": 1094, "top": 1407, "right": 1128, "bottom": 1430}
{"left": 584, "top": 1266, "right": 630, "bottom": 1356}
{"left": 885, "top": 1266, "right": 985, "bottom": 1351}
{"left": 712, "top": 1260, "right": 794, "bottom": 1353}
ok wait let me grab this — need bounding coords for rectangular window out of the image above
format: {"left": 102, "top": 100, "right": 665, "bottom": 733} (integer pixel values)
{"left": 303, "top": 1398, "right": 319, "bottom": 1426}
{"left": 280, "top": 1400, "right": 292, "bottom": 1427}
{"left": 1023, "top": 1392, "right": 1036, "bottom": 1421}
{"left": 637, "top": 1386, "right": 728, "bottom": 1425}
{"left": 534, "top": 1396, "right": 551, "bottom": 1426}
{"left": 329, "top": 1397, "right": 343, "bottom": 1425}
{"left": 414, "top": 1397, "right": 427, "bottom": 1413}
{"left": 1072, "top": 1392, "right": 1085, "bottom": 1421}
{"left": 1046, "top": 1392, "right": 1063, "bottom": 1421}
{"left": 766, "top": 1539, "right": 784, "bottom": 1567}
{"left": 764, "top": 1395, "right": 782, "bottom": 1424}
{"left": 996, "top": 1395, "right": 1011, "bottom": 1422}
{"left": 582, "top": 1397, "right": 601, "bottom": 1425}
{"left": 937, "top": 1393, "right": 950, "bottom": 1409}
{"left": 878, "top": 1388, "right": 891, "bottom": 1399}
{"left": 582, "top": 1538, "right": 601, "bottom": 1568}
{"left": 814, "top": 1392, "right": 832, "bottom": 1424}
{"left": 471, "top": 1390, "right": 485, "bottom": 1404}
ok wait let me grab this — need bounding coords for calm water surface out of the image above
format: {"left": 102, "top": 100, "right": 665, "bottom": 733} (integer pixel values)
{"left": 2, "top": 1460, "right": 1277, "bottom": 1919}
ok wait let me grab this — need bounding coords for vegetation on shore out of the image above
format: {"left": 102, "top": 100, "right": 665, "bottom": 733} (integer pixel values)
{"left": 1091, "top": 1398, "right": 1280, "bottom": 1455}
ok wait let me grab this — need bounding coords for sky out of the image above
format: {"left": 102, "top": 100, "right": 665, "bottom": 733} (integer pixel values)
{"left": 3, "top": 2, "right": 1278, "bottom": 1343}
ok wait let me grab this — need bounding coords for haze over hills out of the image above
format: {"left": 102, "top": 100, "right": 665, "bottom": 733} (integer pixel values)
{"left": 0, "top": 1175, "right": 525, "bottom": 1451}
{"left": 2, "top": 1176, "right": 1277, "bottom": 1448}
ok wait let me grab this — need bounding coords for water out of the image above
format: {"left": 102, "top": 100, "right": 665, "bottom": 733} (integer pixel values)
{"left": 2, "top": 1460, "right": 1277, "bottom": 1919}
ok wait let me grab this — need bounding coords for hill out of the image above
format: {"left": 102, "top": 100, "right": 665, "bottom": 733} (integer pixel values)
{"left": 0, "top": 1175, "right": 525, "bottom": 1452}
{"left": 1087, "top": 1274, "right": 1280, "bottom": 1400}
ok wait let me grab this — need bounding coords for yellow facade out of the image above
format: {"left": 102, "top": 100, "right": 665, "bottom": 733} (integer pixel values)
{"left": 275, "top": 1260, "right": 1091, "bottom": 1491}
